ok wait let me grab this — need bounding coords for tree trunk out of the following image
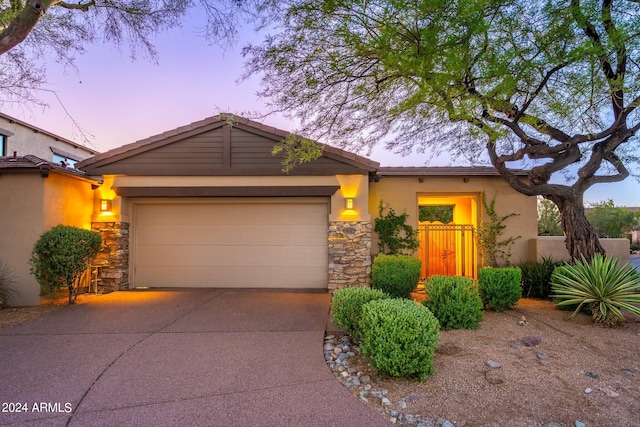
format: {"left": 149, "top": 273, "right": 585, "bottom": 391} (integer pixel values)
{"left": 552, "top": 196, "right": 605, "bottom": 261}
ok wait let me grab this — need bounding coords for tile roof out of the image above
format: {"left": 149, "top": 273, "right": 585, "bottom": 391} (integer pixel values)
{"left": 0, "top": 154, "right": 91, "bottom": 179}
{"left": 376, "top": 166, "right": 529, "bottom": 176}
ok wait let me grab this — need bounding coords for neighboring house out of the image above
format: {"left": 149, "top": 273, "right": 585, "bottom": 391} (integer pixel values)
{"left": 0, "top": 113, "right": 97, "bottom": 166}
{"left": 0, "top": 113, "right": 99, "bottom": 306}
{"left": 3, "top": 113, "right": 539, "bottom": 305}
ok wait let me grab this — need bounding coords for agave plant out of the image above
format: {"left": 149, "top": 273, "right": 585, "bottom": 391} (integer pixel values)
{"left": 551, "top": 254, "right": 640, "bottom": 327}
{"left": 0, "top": 260, "right": 17, "bottom": 307}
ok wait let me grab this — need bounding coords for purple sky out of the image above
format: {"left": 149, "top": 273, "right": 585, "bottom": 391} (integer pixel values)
{"left": 3, "top": 13, "right": 639, "bottom": 207}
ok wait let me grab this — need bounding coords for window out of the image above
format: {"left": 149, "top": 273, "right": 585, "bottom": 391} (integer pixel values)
{"left": 0, "top": 134, "right": 6, "bottom": 157}
{"left": 52, "top": 153, "right": 78, "bottom": 168}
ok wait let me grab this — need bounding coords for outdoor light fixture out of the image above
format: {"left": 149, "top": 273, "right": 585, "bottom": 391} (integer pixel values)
{"left": 100, "top": 199, "right": 112, "bottom": 212}
{"left": 345, "top": 198, "right": 354, "bottom": 210}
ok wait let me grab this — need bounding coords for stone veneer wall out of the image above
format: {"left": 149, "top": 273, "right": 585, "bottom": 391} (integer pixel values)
{"left": 91, "top": 222, "right": 130, "bottom": 292}
{"left": 328, "top": 221, "right": 372, "bottom": 292}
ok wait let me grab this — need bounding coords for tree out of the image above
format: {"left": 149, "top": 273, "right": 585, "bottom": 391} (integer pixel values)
{"left": 538, "top": 197, "right": 563, "bottom": 236}
{"left": 585, "top": 199, "right": 639, "bottom": 238}
{"left": 244, "top": 0, "right": 640, "bottom": 261}
{"left": 0, "top": 0, "right": 244, "bottom": 105}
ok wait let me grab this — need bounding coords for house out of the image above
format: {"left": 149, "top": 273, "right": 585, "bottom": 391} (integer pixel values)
{"left": 3, "top": 114, "right": 539, "bottom": 305}
{"left": 0, "top": 113, "right": 99, "bottom": 306}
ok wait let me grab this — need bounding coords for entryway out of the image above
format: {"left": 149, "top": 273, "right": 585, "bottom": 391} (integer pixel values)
{"left": 418, "top": 194, "right": 480, "bottom": 279}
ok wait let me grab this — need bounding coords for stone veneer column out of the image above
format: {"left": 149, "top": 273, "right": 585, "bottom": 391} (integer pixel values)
{"left": 328, "top": 221, "right": 372, "bottom": 292}
{"left": 91, "top": 222, "right": 130, "bottom": 292}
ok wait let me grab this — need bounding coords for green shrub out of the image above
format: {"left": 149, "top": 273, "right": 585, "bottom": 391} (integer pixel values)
{"left": 478, "top": 267, "right": 522, "bottom": 311}
{"left": 330, "top": 287, "right": 390, "bottom": 340}
{"left": 371, "top": 254, "right": 421, "bottom": 299}
{"left": 0, "top": 260, "right": 17, "bottom": 307}
{"left": 423, "top": 275, "right": 484, "bottom": 330}
{"left": 519, "top": 256, "right": 564, "bottom": 299}
{"left": 360, "top": 298, "right": 440, "bottom": 381}
{"left": 30, "top": 225, "right": 102, "bottom": 304}
{"left": 551, "top": 254, "right": 640, "bottom": 327}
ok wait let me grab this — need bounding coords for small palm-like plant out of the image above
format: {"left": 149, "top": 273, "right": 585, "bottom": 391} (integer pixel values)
{"left": 551, "top": 254, "right": 640, "bottom": 327}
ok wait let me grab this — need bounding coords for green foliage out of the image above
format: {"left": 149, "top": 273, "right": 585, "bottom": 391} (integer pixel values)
{"left": 245, "top": 0, "right": 640, "bottom": 262}
{"left": 272, "top": 134, "right": 323, "bottom": 173}
{"left": 423, "top": 275, "right": 483, "bottom": 330}
{"left": 374, "top": 201, "right": 420, "bottom": 255}
{"left": 360, "top": 299, "right": 440, "bottom": 381}
{"left": 0, "top": 260, "right": 17, "bottom": 307}
{"left": 478, "top": 267, "right": 522, "bottom": 312}
{"left": 538, "top": 198, "right": 563, "bottom": 236}
{"left": 518, "top": 256, "right": 564, "bottom": 299}
{"left": 30, "top": 225, "right": 102, "bottom": 303}
{"left": 330, "top": 287, "right": 390, "bottom": 340}
{"left": 371, "top": 253, "right": 421, "bottom": 299}
{"left": 551, "top": 254, "right": 640, "bottom": 327}
{"left": 477, "top": 193, "right": 520, "bottom": 267}
{"left": 585, "top": 200, "right": 640, "bottom": 239}
{"left": 419, "top": 205, "right": 454, "bottom": 224}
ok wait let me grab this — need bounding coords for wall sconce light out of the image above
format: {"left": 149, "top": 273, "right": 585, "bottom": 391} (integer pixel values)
{"left": 100, "top": 199, "right": 112, "bottom": 212}
{"left": 345, "top": 198, "right": 354, "bottom": 210}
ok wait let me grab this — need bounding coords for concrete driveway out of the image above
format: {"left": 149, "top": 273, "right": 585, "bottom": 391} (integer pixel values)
{"left": 0, "top": 289, "right": 390, "bottom": 427}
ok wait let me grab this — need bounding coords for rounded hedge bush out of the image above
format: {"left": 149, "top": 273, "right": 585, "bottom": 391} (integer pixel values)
{"left": 424, "top": 275, "right": 484, "bottom": 330}
{"left": 478, "top": 267, "right": 522, "bottom": 311}
{"left": 330, "top": 287, "right": 390, "bottom": 340}
{"left": 370, "top": 254, "right": 421, "bottom": 299}
{"left": 360, "top": 298, "right": 440, "bottom": 381}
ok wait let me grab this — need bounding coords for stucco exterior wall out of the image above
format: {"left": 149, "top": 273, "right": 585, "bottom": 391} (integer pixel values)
{"left": 0, "top": 174, "right": 45, "bottom": 306}
{"left": 0, "top": 115, "right": 95, "bottom": 161}
{"left": 369, "top": 175, "right": 538, "bottom": 266}
{"left": 532, "top": 236, "right": 631, "bottom": 264}
{"left": 0, "top": 172, "right": 96, "bottom": 306}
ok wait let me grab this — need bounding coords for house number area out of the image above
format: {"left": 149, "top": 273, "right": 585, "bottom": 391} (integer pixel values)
{"left": 2, "top": 402, "right": 72, "bottom": 413}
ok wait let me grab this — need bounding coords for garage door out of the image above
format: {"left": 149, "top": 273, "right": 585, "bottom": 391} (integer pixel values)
{"left": 133, "top": 200, "right": 329, "bottom": 288}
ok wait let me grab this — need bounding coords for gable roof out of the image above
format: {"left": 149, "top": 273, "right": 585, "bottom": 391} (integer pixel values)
{"left": 77, "top": 114, "right": 379, "bottom": 176}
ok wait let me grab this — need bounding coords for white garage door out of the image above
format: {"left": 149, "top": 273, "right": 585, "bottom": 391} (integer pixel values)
{"left": 133, "top": 199, "right": 329, "bottom": 288}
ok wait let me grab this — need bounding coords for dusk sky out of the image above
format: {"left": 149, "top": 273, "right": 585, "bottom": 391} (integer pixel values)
{"left": 3, "top": 11, "right": 639, "bottom": 207}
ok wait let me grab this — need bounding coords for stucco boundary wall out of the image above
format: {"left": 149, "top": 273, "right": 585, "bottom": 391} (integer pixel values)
{"left": 531, "top": 237, "right": 630, "bottom": 264}
{"left": 328, "top": 221, "right": 372, "bottom": 291}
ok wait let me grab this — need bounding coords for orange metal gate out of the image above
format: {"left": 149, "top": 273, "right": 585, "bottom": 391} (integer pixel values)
{"left": 418, "top": 224, "right": 477, "bottom": 279}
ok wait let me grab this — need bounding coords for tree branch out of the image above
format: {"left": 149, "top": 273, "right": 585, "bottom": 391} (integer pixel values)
{"left": 0, "top": 1, "right": 53, "bottom": 56}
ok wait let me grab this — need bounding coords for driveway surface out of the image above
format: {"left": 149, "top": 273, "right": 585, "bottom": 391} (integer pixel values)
{"left": 0, "top": 289, "right": 390, "bottom": 426}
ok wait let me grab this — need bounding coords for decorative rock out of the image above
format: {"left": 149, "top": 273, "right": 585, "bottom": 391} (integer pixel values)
{"left": 340, "top": 371, "right": 349, "bottom": 378}
{"left": 333, "top": 347, "right": 343, "bottom": 355}
{"left": 585, "top": 371, "right": 599, "bottom": 379}
{"left": 486, "top": 359, "right": 502, "bottom": 369}
{"left": 409, "top": 395, "right": 420, "bottom": 403}
{"left": 323, "top": 343, "right": 334, "bottom": 351}
{"left": 360, "top": 375, "right": 371, "bottom": 384}
{"left": 522, "top": 336, "right": 542, "bottom": 346}
{"left": 442, "top": 420, "right": 455, "bottom": 427}
{"left": 389, "top": 417, "right": 397, "bottom": 424}
{"left": 600, "top": 387, "right": 620, "bottom": 398}
{"left": 575, "top": 421, "right": 586, "bottom": 427}
{"left": 325, "top": 335, "right": 335, "bottom": 340}
{"left": 405, "top": 414, "right": 415, "bottom": 423}
{"left": 536, "top": 351, "right": 549, "bottom": 359}
{"left": 542, "top": 423, "right": 562, "bottom": 427}
{"left": 381, "top": 397, "right": 392, "bottom": 406}
{"left": 584, "top": 388, "right": 593, "bottom": 394}
{"left": 621, "top": 368, "right": 637, "bottom": 374}
{"left": 398, "top": 399, "right": 408, "bottom": 409}
{"left": 390, "top": 410, "right": 399, "bottom": 418}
